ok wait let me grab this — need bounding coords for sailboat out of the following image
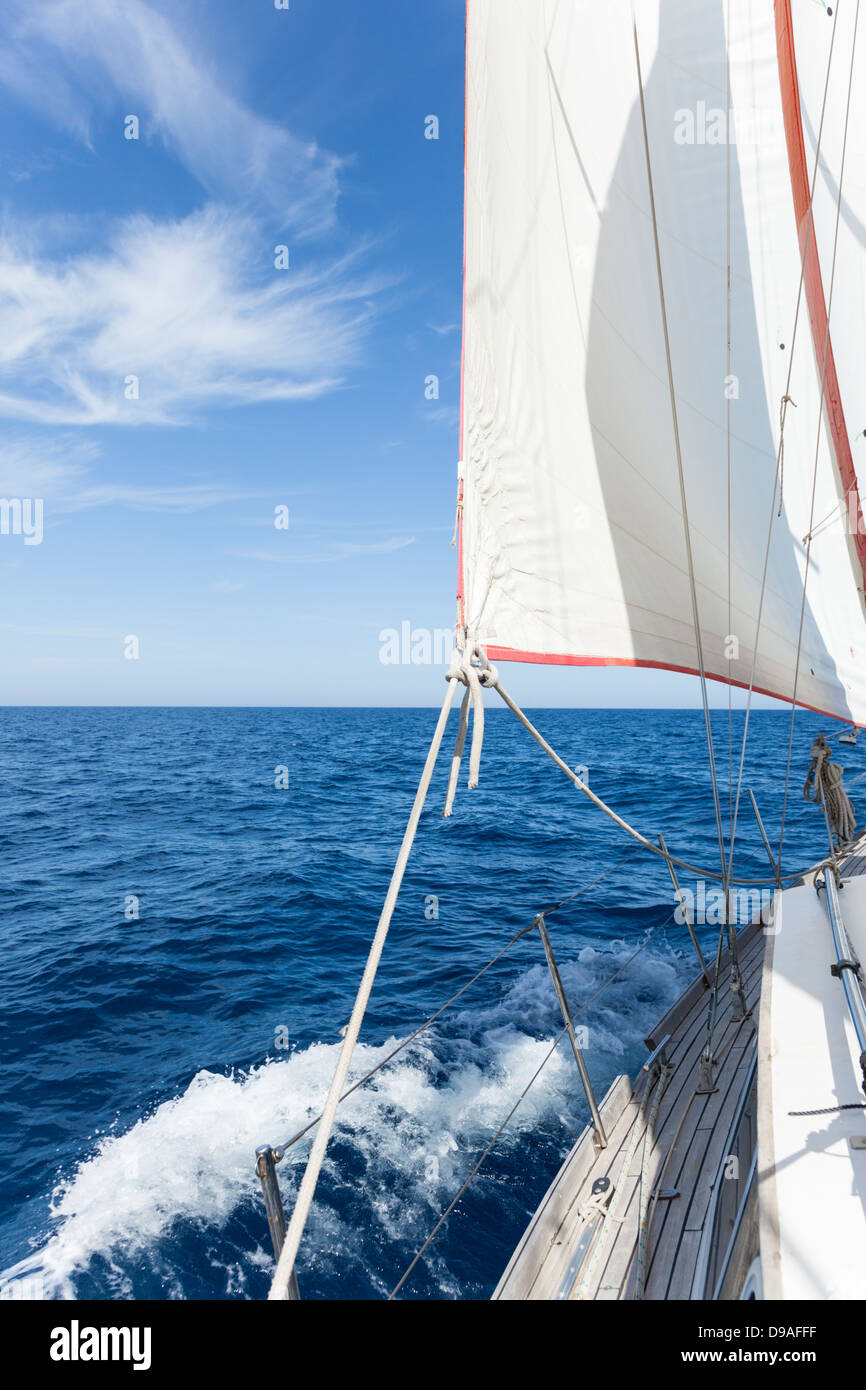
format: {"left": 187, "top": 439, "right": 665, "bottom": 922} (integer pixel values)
{"left": 256, "top": 0, "right": 866, "bottom": 1300}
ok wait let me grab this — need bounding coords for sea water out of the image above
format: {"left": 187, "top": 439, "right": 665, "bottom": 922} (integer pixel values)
{"left": 0, "top": 705, "right": 841, "bottom": 1299}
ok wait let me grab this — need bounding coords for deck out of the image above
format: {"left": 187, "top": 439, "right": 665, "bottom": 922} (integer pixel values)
{"left": 494, "top": 919, "right": 764, "bottom": 1300}
{"left": 495, "top": 828, "right": 866, "bottom": 1301}
{"left": 759, "top": 838, "right": 866, "bottom": 1299}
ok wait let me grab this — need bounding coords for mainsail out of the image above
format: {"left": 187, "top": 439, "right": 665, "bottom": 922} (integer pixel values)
{"left": 459, "top": 0, "right": 866, "bottom": 724}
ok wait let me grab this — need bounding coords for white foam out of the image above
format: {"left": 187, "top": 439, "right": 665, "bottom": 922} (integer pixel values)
{"left": 1, "top": 936, "right": 686, "bottom": 1299}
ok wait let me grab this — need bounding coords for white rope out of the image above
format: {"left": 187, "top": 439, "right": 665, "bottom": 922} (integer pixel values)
{"left": 804, "top": 738, "right": 857, "bottom": 843}
{"left": 463, "top": 646, "right": 485, "bottom": 790}
{"left": 268, "top": 667, "right": 460, "bottom": 1299}
{"left": 488, "top": 671, "right": 809, "bottom": 885}
{"left": 443, "top": 687, "right": 470, "bottom": 817}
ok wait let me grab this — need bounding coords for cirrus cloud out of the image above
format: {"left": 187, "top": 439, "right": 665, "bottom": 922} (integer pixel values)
{"left": 0, "top": 0, "right": 342, "bottom": 235}
{"left": 0, "top": 206, "right": 383, "bottom": 425}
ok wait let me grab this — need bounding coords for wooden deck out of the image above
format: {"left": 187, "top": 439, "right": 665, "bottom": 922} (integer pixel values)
{"left": 494, "top": 920, "right": 764, "bottom": 1300}
{"left": 841, "top": 837, "right": 866, "bottom": 878}
{"left": 494, "top": 827, "right": 866, "bottom": 1302}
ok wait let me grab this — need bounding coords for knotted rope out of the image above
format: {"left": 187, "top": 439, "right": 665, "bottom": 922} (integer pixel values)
{"left": 442, "top": 644, "right": 498, "bottom": 816}
{"left": 804, "top": 737, "right": 856, "bottom": 843}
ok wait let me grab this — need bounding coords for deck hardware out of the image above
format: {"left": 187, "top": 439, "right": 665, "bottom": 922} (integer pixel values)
{"left": 658, "top": 834, "right": 711, "bottom": 985}
{"left": 652, "top": 1188, "right": 680, "bottom": 1200}
{"left": 643, "top": 1034, "right": 671, "bottom": 1074}
{"left": 255, "top": 1146, "right": 301, "bottom": 1300}
{"left": 817, "top": 841, "right": 866, "bottom": 1097}
{"left": 850, "top": 1137, "right": 866, "bottom": 1150}
{"left": 697, "top": 1052, "right": 718, "bottom": 1094}
{"left": 555, "top": 1178, "right": 615, "bottom": 1300}
{"left": 728, "top": 965, "right": 751, "bottom": 1021}
{"left": 537, "top": 914, "right": 608, "bottom": 1149}
{"left": 831, "top": 958, "right": 863, "bottom": 980}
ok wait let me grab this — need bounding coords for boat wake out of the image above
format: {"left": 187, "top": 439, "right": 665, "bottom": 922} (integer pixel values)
{"left": 1, "top": 935, "right": 685, "bottom": 1301}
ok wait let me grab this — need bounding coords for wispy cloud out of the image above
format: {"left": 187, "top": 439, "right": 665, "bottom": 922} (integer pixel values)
{"left": 0, "top": 436, "right": 94, "bottom": 495}
{"left": 423, "top": 404, "right": 459, "bottom": 429}
{"left": 211, "top": 578, "right": 248, "bottom": 595}
{"left": 0, "top": 0, "right": 341, "bottom": 235}
{"left": 0, "top": 622, "right": 119, "bottom": 639}
{"left": 0, "top": 207, "right": 382, "bottom": 425}
{"left": 236, "top": 536, "right": 416, "bottom": 565}
{"left": 0, "top": 435, "right": 263, "bottom": 512}
{"left": 0, "top": 2, "right": 386, "bottom": 428}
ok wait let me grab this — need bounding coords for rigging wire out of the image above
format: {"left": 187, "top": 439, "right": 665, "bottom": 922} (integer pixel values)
{"left": 492, "top": 673, "right": 825, "bottom": 885}
{"left": 779, "top": 0, "right": 861, "bottom": 866}
{"left": 272, "top": 920, "right": 539, "bottom": 1159}
{"left": 724, "top": 3, "right": 841, "bottom": 887}
{"left": 271, "top": 816, "right": 782, "bottom": 1162}
{"left": 387, "top": 904, "right": 679, "bottom": 1299}
{"left": 632, "top": 11, "right": 730, "bottom": 904}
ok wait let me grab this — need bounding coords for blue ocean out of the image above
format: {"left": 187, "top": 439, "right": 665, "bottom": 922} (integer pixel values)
{"left": 0, "top": 705, "right": 848, "bottom": 1300}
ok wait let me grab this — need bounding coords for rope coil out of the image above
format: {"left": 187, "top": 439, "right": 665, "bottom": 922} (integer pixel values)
{"left": 804, "top": 737, "right": 856, "bottom": 843}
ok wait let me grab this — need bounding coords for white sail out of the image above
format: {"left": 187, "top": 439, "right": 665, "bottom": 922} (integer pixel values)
{"left": 460, "top": 0, "right": 866, "bottom": 723}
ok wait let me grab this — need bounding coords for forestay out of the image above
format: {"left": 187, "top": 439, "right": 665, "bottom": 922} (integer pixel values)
{"left": 460, "top": 0, "right": 866, "bottom": 723}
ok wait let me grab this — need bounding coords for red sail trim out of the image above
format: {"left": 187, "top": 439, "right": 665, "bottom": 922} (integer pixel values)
{"left": 775, "top": 0, "right": 866, "bottom": 582}
{"left": 456, "top": 4, "right": 860, "bottom": 724}
{"left": 482, "top": 645, "right": 861, "bottom": 726}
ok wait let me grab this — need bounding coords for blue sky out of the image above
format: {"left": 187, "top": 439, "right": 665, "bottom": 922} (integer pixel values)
{"left": 0, "top": 0, "right": 781, "bottom": 708}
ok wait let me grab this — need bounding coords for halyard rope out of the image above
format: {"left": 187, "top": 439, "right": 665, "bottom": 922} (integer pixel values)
{"left": 463, "top": 646, "right": 485, "bottom": 790}
{"left": 443, "top": 687, "right": 470, "bottom": 817}
{"left": 267, "top": 669, "right": 461, "bottom": 1299}
{"left": 488, "top": 669, "right": 813, "bottom": 886}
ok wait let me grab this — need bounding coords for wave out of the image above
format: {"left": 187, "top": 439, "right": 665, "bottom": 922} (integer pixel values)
{"left": 0, "top": 933, "right": 687, "bottom": 1300}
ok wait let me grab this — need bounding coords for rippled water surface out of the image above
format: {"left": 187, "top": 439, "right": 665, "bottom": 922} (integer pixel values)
{"left": 0, "top": 705, "right": 847, "bottom": 1299}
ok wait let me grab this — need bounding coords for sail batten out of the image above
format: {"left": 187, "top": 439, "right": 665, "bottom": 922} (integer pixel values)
{"left": 460, "top": 0, "right": 866, "bottom": 723}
